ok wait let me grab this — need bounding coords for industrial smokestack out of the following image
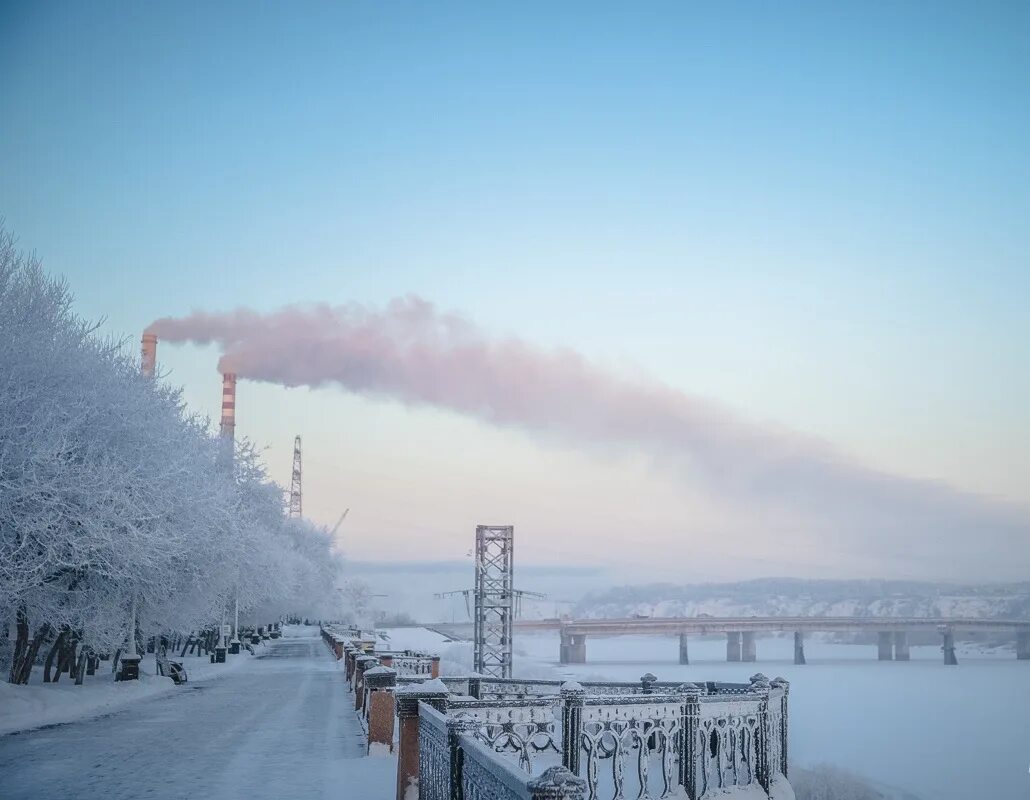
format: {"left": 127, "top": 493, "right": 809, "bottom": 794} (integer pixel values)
{"left": 219, "top": 372, "right": 237, "bottom": 441}
{"left": 141, "top": 333, "right": 157, "bottom": 378}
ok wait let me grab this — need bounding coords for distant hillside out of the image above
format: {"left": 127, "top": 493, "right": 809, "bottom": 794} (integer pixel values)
{"left": 574, "top": 578, "right": 1030, "bottom": 620}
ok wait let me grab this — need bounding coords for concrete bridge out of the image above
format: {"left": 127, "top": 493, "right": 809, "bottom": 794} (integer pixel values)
{"left": 432, "top": 616, "right": 1030, "bottom": 666}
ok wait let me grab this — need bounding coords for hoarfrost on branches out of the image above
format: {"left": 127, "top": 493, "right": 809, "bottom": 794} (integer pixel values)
{"left": 0, "top": 225, "right": 342, "bottom": 683}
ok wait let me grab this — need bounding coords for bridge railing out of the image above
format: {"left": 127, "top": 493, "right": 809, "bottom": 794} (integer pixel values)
{"left": 402, "top": 673, "right": 790, "bottom": 800}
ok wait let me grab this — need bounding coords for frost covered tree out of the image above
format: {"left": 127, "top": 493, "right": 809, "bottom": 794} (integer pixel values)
{"left": 0, "top": 225, "right": 342, "bottom": 684}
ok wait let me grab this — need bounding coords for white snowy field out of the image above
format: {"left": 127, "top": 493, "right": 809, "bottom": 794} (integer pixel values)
{"left": 511, "top": 633, "right": 1030, "bottom": 800}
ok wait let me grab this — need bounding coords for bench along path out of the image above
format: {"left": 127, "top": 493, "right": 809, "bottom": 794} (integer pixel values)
{"left": 0, "top": 626, "right": 376, "bottom": 800}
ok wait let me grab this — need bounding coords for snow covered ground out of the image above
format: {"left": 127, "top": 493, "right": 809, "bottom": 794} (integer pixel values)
{"left": 0, "top": 641, "right": 255, "bottom": 737}
{"left": 4, "top": 625, "right": 1023, "bottom": 800}
{"left": 0, "top": 626, "right": 394, "bottom": 800}
{"left": 513, "top": 633, "right": 1030, "bottom": 800}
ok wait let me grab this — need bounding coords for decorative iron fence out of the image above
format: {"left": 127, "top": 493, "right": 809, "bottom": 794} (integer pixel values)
{"left": 413, "top": 674, "right": 789, "bottom": 800}
{"left": 419, "top": 704, "right": 454, "bottom": 800}
{"left": 420, "top": 701, "right": 585, "bottom": 800}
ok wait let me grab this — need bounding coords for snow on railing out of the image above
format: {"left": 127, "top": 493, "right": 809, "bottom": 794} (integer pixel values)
{"left": 418, "top": 704, "right": 453, "bottom": 800}
{"left": 460, "top": 732, "right": 586, "bottom": 800}
{"left": 417, "top": 701, "right": 585, "bottom": 800}
{"left": 402, "top": 673, "right": 790, "bottom": 800}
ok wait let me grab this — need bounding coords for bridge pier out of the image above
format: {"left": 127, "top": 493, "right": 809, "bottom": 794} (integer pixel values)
{"left": 678, "top": 633, "right": 689, "bottom": 665}
{"left": 726, "top": 632, "right": 742, "bottom": 662}
{"left": 941, "top": 629, "right": 958, "bottom": 665}
{"left": 569, "top": 634, "right": 587, "bottom": 664}
{"left": 1017, "top": 631, "right": 1030, "bottom": 660}
{"left": 742, "top": 631, "right": 757, "bottom": 662}
{"left": 559, "top": 633, "right": 572, "bottom": 664}
{"left": 893, "top": 631, "right": 910, "bottom": 661}
{"left": 877, "top": 631, "right": 894, "bottom": 661}
{"left": 793, "top": 631, "right": 806, "bottom": 665}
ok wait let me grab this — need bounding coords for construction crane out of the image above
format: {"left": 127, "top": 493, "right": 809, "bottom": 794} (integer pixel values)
{"left": 330, "top": 509, "right": 349, "bottom": 537}
{"left": 288, "top": 436, "right": 302, "bottom": 519}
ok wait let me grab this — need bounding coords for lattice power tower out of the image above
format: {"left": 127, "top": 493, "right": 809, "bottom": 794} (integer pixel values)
{"left": 288, "top": 436, "right": 302, "bottom": 519}
{"left": 473, "top": 525, "right": 515, "bottom": 678}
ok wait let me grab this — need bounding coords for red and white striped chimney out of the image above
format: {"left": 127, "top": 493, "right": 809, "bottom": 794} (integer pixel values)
{"left": 141, "top": 333, "right": 157, "bottom": 378}
{"left": 219, "top": 373, "right": 237, "bottom": 441}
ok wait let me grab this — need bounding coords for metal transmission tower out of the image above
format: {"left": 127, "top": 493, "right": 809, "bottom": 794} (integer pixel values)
{"left": 288, "top": 436, "right": 302, "bottom": 519}
{"left": 473, "top": 525, "right": 515, "bottom": 678}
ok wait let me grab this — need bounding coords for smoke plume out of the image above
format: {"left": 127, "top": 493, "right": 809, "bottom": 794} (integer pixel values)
{"left": 148, "top": 296, "right": 1029, "bottom": 579}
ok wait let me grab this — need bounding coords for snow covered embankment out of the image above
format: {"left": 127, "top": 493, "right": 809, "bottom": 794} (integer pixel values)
{"left": 0, "top": 646, "right": 257, "bottom": 737}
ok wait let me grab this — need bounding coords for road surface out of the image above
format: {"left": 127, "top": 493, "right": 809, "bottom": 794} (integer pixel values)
{"left": 0, "top": 627, "right": 377, "bottom": 800}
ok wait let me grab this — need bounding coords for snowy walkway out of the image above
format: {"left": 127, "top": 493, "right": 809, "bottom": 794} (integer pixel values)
{"left": 0, "top": 627, "right": 392, "bottom": 800}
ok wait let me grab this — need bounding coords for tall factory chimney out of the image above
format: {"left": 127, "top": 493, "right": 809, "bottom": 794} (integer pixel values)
{"left": 141, "top": 333, "right": 157, "bottom": 378}
{"left": 219, "top": 373, "right": 237, "bottom": 441}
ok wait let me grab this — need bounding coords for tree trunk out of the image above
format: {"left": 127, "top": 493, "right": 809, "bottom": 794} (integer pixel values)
{"left": 8, "top": 608, "right": 29, "bottom": 684}
{"left": 43, "top": 629, "right": 68, "bottom": 683}
{"left": 66, "top": 637, "right": 79, "bottom": 680}
{"left": 15, "top": 625, "right": 49, "bottom": 685}
{"left": 74, "top": 649, "right": 88, "bottom": 685}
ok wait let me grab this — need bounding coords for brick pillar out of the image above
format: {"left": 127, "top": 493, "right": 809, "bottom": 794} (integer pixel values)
{"left": 349, "top": 647, "right": 359, "bottom": 681}
{"left": 726, "top": 632, "right": 742, "bottom": 662}
{"left": 678, "top": 632, "right": 689, "bottom": 665}
{"left": 742, "top": 632, "right": 757, "bottom": 663}
{"left": 379, "top": 654, "right": 394, "bottom": 668}
{"left": 793, "top": 632, "right": 806, "bottom": 665}
{"left": 430, "top": 656, "right": 441, "bottom": 678}
{"left": 877, "top": 631, "right": 893, "bottom": 661}
{"left": 395, "top": 685, "right": 450, "bottom": 800}
{"left": 354, "top": 655, "right": 378, "bottom": 711}
{"left": 893, "top": 631, "right": 910, "bottom": 661}
{"left": 364, "top": 666, "right": 398, "bottom": 753}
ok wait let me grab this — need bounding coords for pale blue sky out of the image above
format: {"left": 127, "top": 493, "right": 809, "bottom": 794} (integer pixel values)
{"left": 2, "top": 1, "right": 1028, "bottom": 581}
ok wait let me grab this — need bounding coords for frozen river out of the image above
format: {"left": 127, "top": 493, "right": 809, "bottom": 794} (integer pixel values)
{"left": 513, "top": 633, "right": 1030, "bottom": 800}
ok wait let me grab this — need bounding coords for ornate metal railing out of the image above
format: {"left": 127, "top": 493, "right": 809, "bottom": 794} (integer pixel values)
{"left": 576, "top": 692, "right": 683, "bottom": 800}
{"left": 419, "top": 704, "right": 454, "bottom": 800}
{"left": 398, "top": 675, "right": 472, "bottom": 695}
{"left": 418, "top": 700, "right": 584, "bottom": 800}
{"left": 391, "top": 654, "right": 436, "bottom": 676}
{"left": 460, "top": 732, "right": 585, "bottom": 800}
{"left": 470, "top": 675, "right": 685, "bottom": 701}
{"left": 447, "top": 698, "right": 563, "bottom": 773}
{"left": 413, "top": 674, "right": 789, "bottom": 800}
{"left": 403, "top": 674, "right": 759, "bottom": 702}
